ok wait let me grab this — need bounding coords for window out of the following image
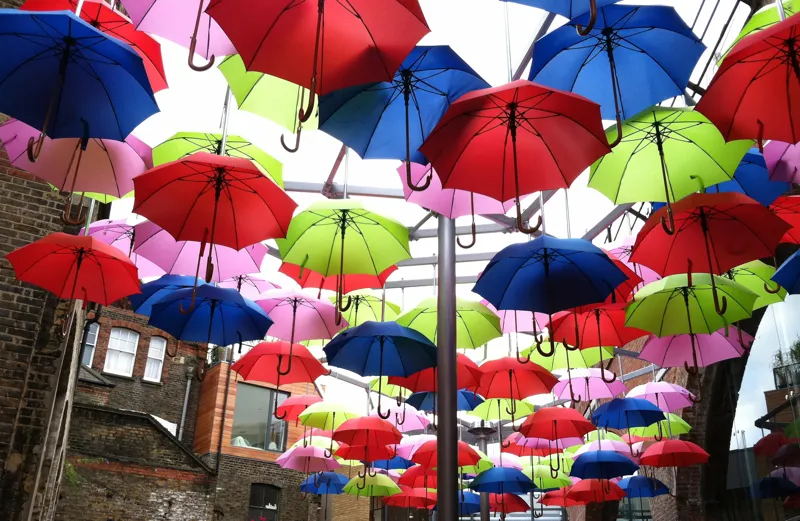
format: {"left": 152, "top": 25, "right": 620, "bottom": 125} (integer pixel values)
{"left": 144, "top": 336, "right": 167, "bottom": 382}
{"left": 81, "top": 322, "right": 99, "bottom": 367}
{"left": 248, "top": 484, "right": 279, "bottom": 521}
{"left": 230, "top": 383, "right": 288, "bottom": 452}
{"left": 103, "top": 328, "right": 139, "bottom": 377}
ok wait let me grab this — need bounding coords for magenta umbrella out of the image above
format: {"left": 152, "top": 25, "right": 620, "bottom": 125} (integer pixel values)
{"left": 218, "top": 274, "right": 281, "bottom": 300}
{"left": 770, "top": 467, "right": 800, "bottom": 486}
{"left": 574, "top": 440, "right": 635, "bottom": 462}
{"left": 764, "top": 141, "right": 800, "bottom": 183}
{"left": 256, "top": 289, "right": 346, "bottom": 344}
{"left": 553, "top": 368, "right": 626, "bottom": 403}
{"left": 481, "top": 299, "right": 547, "bottom": 336}
{"left": 119, "top": 0, "right": 234, "bottom": 71}
{"left": 81, "top": 219, "right": 164, "bottom": 279}
{"left": 517, "top": 436, "right": 584, "bottom": 450}
{"left": 637, "top": 327, "right": 751, "bottom": 369}
{"left": 132, "top": 220, "right": 267, "bottom": 283}
{"left": 276, "top": 445, "right": 341, "bottom": 473}
{"left": 490, "top": 454, "right": 523, "bottom": 470}
{"left": 395, "top": 434, "right": 437, "bottom": 460}
{"left": 608, "top": 236, "right": 660, "bottom": 288}
{"left": 0, "top": 119, "right": 152, "bottom": 224}
{"left": 370, "top": 401, "right": 430, "bottom": 433}
{"left": 626, "top": 382, "right": 695, "bottom": 413}
{"left": 399, "top": 163, "right": 515, "bottom": 249}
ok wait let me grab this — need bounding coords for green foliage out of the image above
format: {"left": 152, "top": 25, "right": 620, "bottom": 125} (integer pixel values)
{"left": 63, "top": 461, "right": 81, "bottom": 487}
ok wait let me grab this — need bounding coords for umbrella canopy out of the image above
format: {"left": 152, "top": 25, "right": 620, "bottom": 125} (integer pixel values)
{"left": 540, "top": 488, "right": 584, "bottom": 507}
{"left": 482, "top": 300, "right": 548, "bottom": 336}
{"left": 523, "top": 465, "right": 572, "bottom": 491}
{"left": 705, "top": 148, "right": 790, "bottom": 206}
{"left": 725, "top": 260, "right": 786, "bottom": 310}
{"left": 477, "top": 357, "right": 558, "bottom": 401}
{"left": 412, "top": 440, "right": 482, "bottom": 469}
{"left": 300, "top": 472, "right": 349, "bottom": 495}
{"left": 759, "top": 477, "right": 800, "bottom": 499}
{"left": 275, "top": 395, "right": 322, "bottom": 425}
{"left": 395, "top": 435, "right": 438, "bottom": 461}
{"left": 455, "top": 491, "right": 482, "bottom": 515}
{"left": 218, "top": 274, "right": 281, "bottom": 300}
{"left": 407, "top": 389, "right": 484, "bottom": 413}
{"left": 489, "top": 454, "right": 524, "bottom": 471}
{"left": 639, "top": 440, "right": 709, "bottom": 467}
{"left": 470, "top": 467, "right": 534, "bottom": 494}
{"left": 369, "top": 402, "right": 430, "bottom": 433}
{"left": 566, "top": 478, "right": 626, "bottom": 503}
{"left": 397, "top": 465, "right": 437, "bottom": 488}
{"left": 488, "top": 493, "right": 531, "bottom": 515}
{"left": 591, "top": 398, "right": 665, "bottom": 430}
{"left": 231, "top": 341, "right": 327, "bottom": 394}
{"left": 774, "top": 250, "right": 800, "bottom": 294}
{"left": 372, "top": 456, "right": 415, "bottom": 471}
{"left": 637, "top": 328, "right": 751, "bottom": 369}
{"left": 397, "top": 297, "right": 501, "bottom": 349}
{"left": 390, "top": 353, "right": 482, "bottom": 393}
{"left": 551, "top": 304, "right": 645, "bottom": 349}
{"left": 333, "top": 417, "right": 401, "bottom": 447}
{"left": 630, "top": 414, "right": 692, "bottom": 438}
{"left": 626, "top": 382, "right": 696, "bottom": 413}
{"left": 332, "top": 291, "right": 401, "bottom": 327}
{"left": 755, "top": 432, "right": 798, "bottom": 459}
{"left": 129, "top": 275, "right": 206, "bottom": 317}
{"left": 342, "top": 472, "right": 402, "bottom": 498}
{"left": 279, "top": 263, "right": 398, "bottom": 295}
{"left": 521, "top": 343, "right": 614, "bottom": 373}
{"left": 571, "top": 450, "right": 639, "bottom": 479}
{"left": 520, "top": 407, "right": 596, "bottom": 441}
{"left": 609, "top": 236, "right": 662, "bottom": 288}
{"left": 553, "top": 368, "right": 626, "bottom": 402}
{"left": 775, "top": 444, "right": 800, "bottom": 467}
{"left": 771, "top": 467, "right": 800, "bottom": 486}
{"left": 276, "top": 445, "right": 340, "bottom": 473}
{"left": 502, "top": 0, "right": 621, "bottom": 22}
{"left": 470, "top": 398, "right": 534, "bottom": 422}
{"left": 81, "top": 219, "right": 163, "bottom": 279}
{"left": 722, "top": 0, "right": 798, "bottom": 55}
{"left": 765, "top": 140, "right": 800, "bottom": 183}
{"left": 618, "top": 476, "right": 670, "bottom": 498}
{"left": 574, "top": 440, "right": 635, "bottom": 462}
{"left": 256, "top": 290, "right": 344, "bottom": 344}
{"left": 381, "top": 486, "right": 436, "bottom": 509}
{"left": 369, "top": 377, "right": 412, "bottom": 401}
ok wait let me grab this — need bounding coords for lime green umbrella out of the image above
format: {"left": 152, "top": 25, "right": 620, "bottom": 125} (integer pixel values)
{"left": 291, "top": 436, "right": 339, "bottom": 451}
{"left": 153, "top": 132, "right": 283, "bottom": 186}
{"left": 329, "top": 290, "right": 400, "bottom": 327}
{"left": 523, "top": 465, "right": 572, "bottom": 490}
{"left": 725, "top": 260, "right": 786, "bottom": 310}
{"left": 397, "top": 297, "right": 502, "bottom": 349}
{"left": 276, "top": 200, "right": 410, "bottom": 314}
{"left": 299, "top": 402, "right": 361, "bottom": 430}
{"left": 584, "top": 430, "right": 624, "bottom": 444}
{"left": 589, "top": 107, "right": 751, "bottom": 232}
{"left": 460, "top": 448, "right": 494, "bottom": 474}
{"left": 625, "top": 274, "right": 757, "bottom": 337}
{"left": 563, "top": 444, "right": 581, "bottom": 456}
{"left": 344, "top": 472, "right": 401, "bottom": 497}
{"left": 471, "top": 398, "right": 534, "bottom": 422}
{"left": 369, "top": 377, "right": 412, "bottom": 400}
{"left": 721, "top": 1, "right": 799, "bottom": 61}
{"left": 527, "top": 453, "right": 574, "bottom": 475}
{"left": 521, "top": 342, "right": 614, "bottom": 372}
{"left": 55, "top": 186, "right": 135, "bottom": 204}
{"left": 785, "top": 419, "right": 800, "bottom": 438}
{"left": 630, "top": 413, "right": 691, "bottom": 438}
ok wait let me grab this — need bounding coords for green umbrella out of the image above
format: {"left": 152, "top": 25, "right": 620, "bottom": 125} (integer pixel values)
{"left": 369, "top": 377, "right": 411, "bottom": 400}
{"left": 329, "top": 290, "right": 400, "bottom": 327}
{"left": 396, "top": 297, "right": 502, "bottom": 349}
{"left": 527, "top": 454, "right": 574, "bottom": 475}
{"left": 785, "top": 419, "right": 800, "bottom": 438}
{"left": 630, "top": 413, "right": 691, "bottom": 438}
{"left": 725, "top": 260, "right": 786, "bottom": 310}
{"left": 523, "top": 465, "right": 572, "bottom": 490}
{"left": 276, "top": 200, "right": 411, "bottom": 315}
{"left": 520, "top": 342, "right": 614, "bottom": 372}
{"left": 470, "top": 398, "right": 534, "bottom": 422}
{"left": 219, "top": 55, "right": 318, "bottom": 153}
{"left": 721, "top": 1, "right": 799, "bottom": 62}
{"left": 584, "top": 430, "right": 624, "bottom": 444}
{"left": 589, "top": 107, "right": 751, "bottom": 233}
{"left": 153, "top": 132, "right": 283, "bottom": 186}
{"left": 459, "top": 448, "right": 494, "bottom": 474}
{"left": 344, "top": 472, "right": 401, "bottom": 497}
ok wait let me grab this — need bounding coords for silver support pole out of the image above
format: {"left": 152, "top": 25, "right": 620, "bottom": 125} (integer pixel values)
{"left": 477, "top": 436, "right": 491, "bottom": 521}
{"left": 436, "top": 215, "right": 458, "bottom": 521}
{"left": 75, "top": 0, "right": 85, "bottom": 14}
{"left": 741, "top": 430, "right": 761, "bottom": 521}
{"left": 777, "top": 1, "right": 787, "bottom": 20}
{"left": 219, "top": 86, "right": 232, "bottom": 155}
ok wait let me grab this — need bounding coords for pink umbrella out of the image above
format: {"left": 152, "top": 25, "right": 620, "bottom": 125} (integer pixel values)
{"left": 764, "top": 141, "right": 800, "bottom": 183}
{"left": 276, "top": 445, "right": 341, "bottom": 472}
{"left": 637, "top": 327, "right": 751, "bottom": 369}
{"left": 218, "top": 274, "right": 281, "bottom": 300}
{"left": 119, "top": 0, "right": 235, "bottom": 70}
{"left": 371, "top": 402, "right": 430, "bottom": 433}
{"left": 395, "top": 434, "right": 437, "bottom": 460}
{"left": 626, "top": 382, "right": 695, "bottom": 413}
{"left": 517, "top": 436, "right": 584, "bottom": 450}
{"left": 553, "top": 368, "right": 626, "bottom": 403}
{"left": 490, "top": 453, "right": 523, "bottom": 470}
{"left": 399, "top": 163, "right": 515, "bottom": 248}
{"left": 481, "top": 299, "right": 547, "bottom": 336}
{"left": 256, "top": 289, "right": 346, "bottom": 344}
{"left": 81, "top": 219, "right": 164, "bottom": 279}
{"left": 132, "top": 221, "right": 267, "bottom": 283}
{"left": 770, "top": 467, "right": 800, "bottom": 486}
{"left": 608, "top": 236, "right": 661, "bottom": 287}
{"left": 0, "top": 119, "right": 152, "bottom": 224}
{"left": 574, "top": 440, "right": 635, "bottom": 462}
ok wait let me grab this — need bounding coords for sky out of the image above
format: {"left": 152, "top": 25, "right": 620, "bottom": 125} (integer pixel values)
{"left": 105, "top": 0, "right": 795, "bottom": 448}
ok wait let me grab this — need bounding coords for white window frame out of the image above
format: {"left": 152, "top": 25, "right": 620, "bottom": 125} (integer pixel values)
{"left": 103, "top": 327, "right": 140, "bottom": 377}
{"left": 144, "top": 336, "right": 167, "bottom": 383}
{"left": 81, "top": 322, "right": 100, "bottom": 367}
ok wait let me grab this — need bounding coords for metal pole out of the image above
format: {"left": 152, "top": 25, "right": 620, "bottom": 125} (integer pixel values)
{"left": 74, "top": 0, "right": 85, "bottom": 14}
{"left": 777, "top": 0, "right": 787, "bottom": 20}
{"left": 219, "top": 86, "right": 232, "bottom": 155}
{"left": 741, "top": 430, "right": 762, "bottom": 521}
{"left": 478, "top": 436, "right": 491, "bottom": 521}
{"left": 436, "top": 215, "right": 458, "bottom": 521}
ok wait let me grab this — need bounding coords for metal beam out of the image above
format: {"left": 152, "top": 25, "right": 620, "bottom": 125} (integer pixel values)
{"left": 396, "top": 251, "right": 495, "bottom": 267}
{"left": 582, "top": 203, "right": 634, "bottom": 241}
{"left": 285, "top": 181, "right": 405, "bottom": 199}
{"left": 411, "top": 222, "right": 513, "bottom": 240}
{"left": 385, "top": 275, "right": 477, "bottom": 289}
{"left": 512, "top": 12, "right": 557, "bottom": 81}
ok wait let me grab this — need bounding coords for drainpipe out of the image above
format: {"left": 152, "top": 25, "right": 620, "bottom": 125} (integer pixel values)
{"left": 215, "top": 345, "right": 234, "bottom": 475}
{"left": 177, "top": 369, "right": 193, "bottom": 442}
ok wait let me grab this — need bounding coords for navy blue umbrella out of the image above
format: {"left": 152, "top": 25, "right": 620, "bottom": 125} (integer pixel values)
{"left": 457, "top": 491, "right": 482, "bottom": 515}
{"left": 371, "top": 455, "right": 414, "bottom": 471}
{"left": 758, "top": 477, "right": 800, "bottom": 499}
{"left": 469, "top": 467, "right": 534, "bottom": 494}
{"left": 503, "top": 0, "right": 622, "bottom": 34}
{"left": 300, "top": 472, "right": 349, "bottom": 495}
{"left": 323, "top": 321, "right": 437, "bottom": 417}
{"left": 149, "top": 285, "right": 273, "bottom": 347}
{"left": 618, "top": 476, "right": 669, "bottom": 498}
{"left": 129, "top": 275, "right": 209, "bottom": 317}
{"left": 0, "top": 10, "right": 158, "bottom": 160}
{"left": 571, "top": 450, "right": 638, "bottom": 480}
{"left": 773, "top": 250, "right": 800, "bottom": 294}
{"left": 406, "top": 389, "right": 484, "bottom": 413}
{"left": 591, "top": 398, "right": 665, "bottom": 431}
{"left": 529, "top": 5, "right": 704, "bottom": 146}
{"left": 319, "top": 45, "right": 488, "bottom": 191}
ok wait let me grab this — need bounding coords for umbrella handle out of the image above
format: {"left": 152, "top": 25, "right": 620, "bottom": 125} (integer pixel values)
{"left": 765, "top": 281, "right": 782, "bottom": 294}
{"left": 457, "top": 209, "right": 477, "bottom": 249}
{"left": 178, "top": 282, "right": 200, "bottom": 314}
{"left": 535, "top": 336, "right": 555, "bottom": 357}
{"left": 653, "top": 418, "right": 664, "bottom": 441}
{"left": 324, "top": 431, "right": 334, "bottom": 458}
{"left": 561, "top": 313, "right": 581, "bottom": 351}
{"left": 711, "top": 278, "right": 728, "bottom": 316}
{"left": 517, "top": 211, "right": 543, "bottom": 235}
{"left": 187, "top": 0, "right": 215, "bottom": 71}
{"left": 660, "top": 205, "right": 676, "bottom": 235}
{"left": 273, "top": 387, "right": 289, "bottom": 421}
{"left": 368, "top": 466, "right": 378, "bottom": 477}
{"left": 737, "top": 327, "right": 754, "bottom": 352}
{"left": 406, "top": 161, "right": 431, "bottom": 192}
{"left": 575, "top": 0, "right": 597, "bottom": 35}
{"left": 516, "top": 343, "right": 532, "bottom": 363}
{"left": 599, "top": 346, "right": 617, "bottom": 383}
{"left": 568, "top": 377, "right": 580, "bottom": 404}
{"left": 62, "top": 191, "right": 87, "bottom": 225}
{"left": 684, "top": 362, "right": 703, "bottom": 404}
{"left": 533, "top": 500, "right": 544, "bottom": 518}
{"left": 338, "top": 293, "right": 352, "bottom": 313}
{"left": 313, "top": 471, "right": 323, "bottom": 488}
{"left": 356, "top": 470, "right": 368, "bottom": 490}
{"left": 395, "top": 406, "right": 406, "bottom": 426}
{"left": 280, "top": 124, "right": 302, "bottom": 153}
{"left": 276, "top": 352, "right": 295, "bottom": 377}
{"left": 166, "top": 340, "right": 179, "bottom": 358}
{"left": 179, "top": 230, "right": 208, "bottom": 314}
{"left": 26, "top": 133, "right": 46, "bottom": 163}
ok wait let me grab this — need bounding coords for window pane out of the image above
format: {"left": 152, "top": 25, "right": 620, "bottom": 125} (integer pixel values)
{"left": 81, "top": 323, "right": 100, "bottom": 367}
{"left": 144, "top": 337, "right": 167, "bottom": 382}
{"left": 266, "top": 393, "right": 288, "bottom": 452}
{"left": 231, "top": 384, "right": 270, "bottom": 450}
{"left": 104, "top": 328, "right": 139, "bottom": 377}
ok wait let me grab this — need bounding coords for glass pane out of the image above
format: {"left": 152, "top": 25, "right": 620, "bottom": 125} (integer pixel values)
{"left": 249, "top": 484, "right": 265, "bottom": 507}
{"left": 144, "top": 358, "right": 163, "bottom": 382}
{"left": 85, "top": 322, "right": 99, "bottom": 346}
{"left": 231, "top": 384, "right": 270, "bottom": 450}
{"left": 266, "top": 392, "right": 288, "bottom": 452}
{"left": 148, "top": 337, "right": 167, "bottom": 360}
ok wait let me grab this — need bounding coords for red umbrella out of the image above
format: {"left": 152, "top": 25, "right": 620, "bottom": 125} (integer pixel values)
{"left": 541, "top": 488, "right": 584, "bottom": 507}
{"left": 754, "top": 432, "right": 798, "bottom": 459}
{"left": 631, "top": 192, "right": 789, "bottom": 314}
{"left": 488, "top": 493, "right": 529, "bottom": 517}
{"left": 696, "top": 15, "right": 800, "bottom": 149}
{"left": 519, "top": 407, "right": 595, "bottom": 441}
{"left": 398, "top": 465, "right": 437, "bottom": 488}
{"left": 133, "top": 152, "right": 297, "bottom": 309}
{"left": 411, "top": 440, "right": 481, "bottom": 469}
{"left": 21, "top": 0, "right": 168, "bottom": 92}
{"left": 335, "top": 443, "right": 395, "bottom": 463}
{"left": 332, "top": 417, "right": 402, "bottom": 447}
{"left": 476, "top": 357, "right": 557, "bottom": 421}
{"left": 770, "top": 196, "right": 800, "bottom": 244}
{"left": 566, "top": 479, "right": 626, "bottom": 503}
{"left": 639, "top": 440, "right": 709, "bottom": 467}
{"left": 274, "top": 395, "right": 322, "bottom": 425}
{"left": 279, "top": 262, "right": 397, "bottom": 295}
{"left": 419, "top": 80, "right": 609, "bottom": 233}
{"left": 605, "top": 256, "right": 643, "bottom": 303}
{"left": 206, "top": 0, "right": 429, "bottom": 152}
{"left": 501, "top": 433, "right": 542, "bottom": 458}
{"left": 389, "top": 352, "right": 483, "bottom": 392}
{"left": 382, "top": 486, "right": 436, "bottom": 509}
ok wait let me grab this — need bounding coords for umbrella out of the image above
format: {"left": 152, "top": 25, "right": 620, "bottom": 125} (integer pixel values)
{"left": 759, "top": 477, "right": 800, "bottom": 499}
{"left": 592, "top": 398, "right": 665, "bottom": 432}
{"left": 771, "top": 467, "right": 800, "bottom": 486}
{"left": 299, "top": 402, "right": 361, "bottom": 433}
{"left": 333, "top": 417, "right": 401, "bottom": 448}
{"left": 618, "top": 475, "right": 670, "bottom": 497}
{"left": 149, "top": 286, "right": 273, "bottom": 347}
{"left": 331, "top": 291, "right": 401, "bottom": 327}
{"left": 637, "top": 328, "right": 751, "bottom": 371}
{"left": 725, "top": 260, "right": 787, "bottom": 310}
{"left": 754, "top": 432, "right": 798, "bottom": 459}
{"left": 408, "top": 389, "right": 484, "bottom": 413}
{"left": 469, "top": 467, "right": 534, "bottom": 494}
{"left": 516, "top": 436, "right": 584, "bottom": 453}
{"left": 455, "top": 491, "right": 481, "bottom": 515}
{"left": 588, "top": 107, "right": 751, "bottom": 231}
{"left": 488, "top": 492, "right": 531, "bottom": 517}
{"left": 520, "top": 342, "right": 614, "bottom": 374}
{"left": 119, "top": 0, "right": 234, "bottom": 70}
{"left": 489, "top": 454, "right": 524, "bottom": 471}
{"left": 523, "top": 465, "right": 572, "bottom": 491}
{"left": 280, "top": 262, "right": 397, "bottom": 296}
{"left": 703, "top": 148, "right": 790, "bottom": 206}
{"left": 397, "top": 297, "right": 501, "bottom": 349}
{"left": 320, "top": 45, "right": 488, "bottom": 191}
{"left": 389, "top": 352, "right": 482, "bottom": 393}
{"left": 300, "top": 471, "right": 349, "bottom": 495}
{"left": 540, "top": 488, "right": 584, "bottom": 507}
{"left": 482, "top": 300, "right": 548, "bottom": 336}
{"left": 629, "top": 414, "right": 691, "bottom": 439}
{"left": 585, "top": 431, "right": 625, "bottom": 444}
{"left": 552, "top": 368, "right": 626, "bottom": 403}
{"left": 128, "top": 275, "right": 207, "bottom": 317}
{"left": 369, "top": 377, "right": 412, "bottom": 402}
{"left": 765, "top": 140, "right": 800, "bottom": 183}
{"left": 722, "top": 0, "right": 796, "bottom": 56}
{"left": 397, "top": 465, "right": 437, "bottom": 488}
{"left": 696, "top": 15, "right": 800, "bottom": 148}
{"left": 323, "top": 321, "right": 437, "bottom": 416}
{"left": 574, "top": 440, "right": 634, "bottom": 462}
{"left": 571, "top": 450, "right": 638, "bottom": 480}
{"left": 153, "top": 133, "right": 283, "bottom": 186}
{"left": 470, "top": 398, "right": 535, "bottom": 423}
{"left": 276, "top": 445, "right": 340, "bottom": 473}
{"left": 474, "top": 236, "right": 628, "bottom": 357}
{"left": 394, "top": 436, "right": 438, "bottom": 461}
{"left": 639, "top": 440, "right": 709, "bottom": 467}
{"left": 217, "top": 274, "right": 280, "bottom": 300}
{"left": 276, "top": 199, "right": 410, "bottom": 314}
{"left": 80, "top": 219, "right": 162, "bottom": 278}
{"left": 775, "top": 444, "right": 800, "bottom": 467}
{"left": 519, "top": 408, "right": 596, "bottom": 476}
{"left": 0, "top": 119, "right": 152, "bottom": 223}
{"left": 419, "top": 80, "right": 609, "bottom": 233}
{"left": 502, "top": 0, "right": 622, "bottom": 34}
{"left": 476, "top": 357, "right": 558, "bottom": 418}
{"left": 342, "top": 472, "right": 401, "bottom": 498}
{"left": 207, "top": 0, "right": 430, "bottom": 152}
{"left": 529, "top": 4, "right": 704, "bottom": 143}
{"left": 275, "top": 395, "right": 322, "bottom": 425}
{"left": 566, "top": 478, "right": 626, "bottom": 503}
{"left": 774, "top": 250, "right": 800, "bottom": 294}
{"left": 256, "top": 290, "right": 344, "bottom": 345}
{"left": 626, "top": 382, "right": 695, "bottom": 413}
{"left": 0, "top": 10, "right": 158, "bottom": 159}
{"left": 381, "top": 485, "right": 436, "bottom": 509}
{"left": 369, "top": 401, "right": 430, "bottom": 433}
{"left": 609, "top": 236, "right": 661, "bottom": 288}
{"left": 411, "top": 440, "right": 482, "bottom": 469}
{"left": 372, "top": 456, "right": 414, "bottom": 471}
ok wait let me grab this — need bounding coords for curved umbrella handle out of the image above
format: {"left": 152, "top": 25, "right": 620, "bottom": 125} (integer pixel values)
{"left": 276, "top": 352, "right": 295, "bottom": 377}
{"left": 187, "top": 0, "right": 215, "bottom": 71}
{"left": 457, "top": 218, "right": 477, "bottom": 249}
{"left": 683, "top": 361, "right": 703, "bottom": 404}
{"left": 737, "top": 327, "right": 753, "bottom": 352}
{"left": 517, "top": 211, "right": 542, "bottom": 235}
{"left": 575, "top": 0, "right": 597, "bottom": 35}
{"left": 568, "top": 377, "right": 580, "bottom": 404}
{"left": 377, "top": 391, "right": 392, "bottom": 420}
{"left": 180, "top": 230, "right": 208, "bottom": 314}
{"left": 607, "top": 108, "right": 624, "bottom": 149}
{"left": 516, "top": 343, "right": 532, "bottom": 364}
{"left": 711, "top": 277, "right": 728, "bottom": 316}
{"left": 313, "top": 471, "right": 323, "bottom": 488}
{"left": 62, "top": 192, "right": 87, "bottom": 225}
{"left": 653, "top": 418, "right": 664, "bottom": 442}
{"left": 27, "top": 133, "right": 47, "bottom": 163}
{"left": 356, "top": 470, "right": 368, "bottom": 490}
{"left": 324, "top": 433, "right": 334, "bottom": 458}
{"left": 338, "top": 294, "right": 353, "bottom": 313}
{"left": 368, "top": 466, "right": 378, "bottom": 477}
{"left": 660, "top": 204, "right": 676, "bottom": 235}
{"left": 280, "top": 124, "right": 302, "bottom": 153}
{"left": 395, "top": 404, "right": 406, "bottom": 426}
{"left": 406, "top": 161, "right": 431, "bottom": 192}
{"left": 178, "top": 282, "right": 200, "bottom": 314}
{"left": 599, "top": 346, "right": 617, "bottom": 383}
{"left": 765, "top": 280, "right": 782, "bottom": 294}
{"left": 533, "top": 501, "right": 544, "bottom": 519}
{"left": 534, "top": 335, "right": 555, "bottom": 357}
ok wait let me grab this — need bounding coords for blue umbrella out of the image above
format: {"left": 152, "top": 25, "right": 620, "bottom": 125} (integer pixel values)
{"left": 323, "top": 321, "right": 437, "bottom": 417}
{"left": 473, "top": 236, "right": 627, "bottom": 358}
{"left": 300, "top": 472, "right": 349, "bottom": 495}
{"left": 149, "top": 285, "right": 273, "bottom": 347}
{"left": 618, "top": 476, "right": 669, "bottom": 498}
{"left": 129, "top": 275, "right": 209, "bottom": 317}
{"left": 469, "top": 467, "right": 534, "bottom": 494}
{"left": 503, "top": 0, "right": 622, "bottom": 34}
{"left": 371, "top": 455, "right": 414, "bottom": 471}
{"left": 406, "top": 389, "right": 484, "bottom": 412}
{"left": 0, "top": 10, "right": 158, "bottom": 160}
{"left": 457, "top": 491, "right": 482, "bottom": 515}
{"left": 704, "top": 149, "right": 789, "bottom": 206}
{"left": 773, "top": 250, "right": 800, "bottom": 294}
{"left": 591, "top": 398, "right": 665, "bottom": 431}
{"left": 758, "top": 477, "right": 800, "bottom": 499}
{"left": 571, "top": 450, "right": 638, "bottom": 480}
{"left": 319, "top": 45, "right": 488, "bottom": 191}
{"left": 528, "top": 5, "right": 704, "bottom": 145}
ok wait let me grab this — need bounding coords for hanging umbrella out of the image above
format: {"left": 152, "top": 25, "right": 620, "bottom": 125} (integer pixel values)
{"left": 119, "top": 0, "right": 234, "bottom": 70}
{"left": 476, "top": 357, "right": 558, "bottom": 424}
{"left": 523, "top": 465, "right": 572, "bottom": 491}
{"left": 722, "top": 0, "right": 797, "bottom": 56}
{"left": 389, "top": 352, "right": 482, "bottom": 393}
{"left": 470, "top": 398, "right": 535, "bottom": 423}
{"left": 320, "top": 45, "right": 488, "bottom": 191}
{"left": 153, "top": 133, "right": 283, "bottom": 186}
{"left": 397, "top": 297, "right": 501, "bottom": 349}
{"left": 148, "top": 286, "right": 273, "bottom": 346}
{"left": 592, "top": 398, "right": 665, "bottom": 432}
{"left": 408, "top": 389, "right": 484, "bottom": 413}
{"left": 217, "top": 274, "right": 280, "bottom": 300}
{"left": 696, "top": 15, "right": 800, "bottom": 148}
{"left": 342, "top": 472, "right": 402, "bottom": 498}
{"left": 770, "top": 196, "right": 800, "bottom": 244}
{"left": 411, "top": 440, "right": 482, "bottom": 469}
{"left": 80, "top": 219, "right": 163, "bottom": 278}
{"left": 759, "top": 477, "right": 800, "bottom": 499}
{"left": 489, "top": 454, "right": 524, "bottom": 471}
{"left": 755, "top": 432, "right": 798, "bottom": 459}
{"left": 454, "top": 491, "right": 481, "bottom": 515}
{"left": 128, "top": 275, "right": 207, "bottom": 317}
{"left": 540, "top": 488, "right": 584, "bottom": 507}
{"left": 0, "top": 10, "right": 158, "bottom": 160}
{"left": 775, "top": 444, "right": 800, "bottom": 467}
{"left": 529, "top": 454, "right": 577, "bottom": 476}
{"left": 256, "top": 290, "right": 344, "bottom": 345}
{"left": 469, "top": 467, "right": 534, "bottom": 495}
{"left": 529, "top": 4, "right": 704, "bottom": 144}
{"left": 0, "top": 119, "right": 152, "bottom": 223}
{"left": 333, "top": 417, "right": 402, "bottom": 449}
{"left": 369, "top": 401, "right": 430, "bottom": 433}
{"left": 585, "top": 431, "right": 625, "bottom": 444}
{"left": 275, "top": 395, "right": 323, "bottom": 425}
{"left": 300, "top": 472, "right": 349, "bottom": 495}
{"left": 280, "top": 264, "right": 397, "bottom": 302}
{"left": 502, "top": 0, "right": 622, "bottom": 34}
{"left": 381, "top": 485, "right": 436, "bottom": 509}
{"left": 552, "top": 368, "right": 626, "bottom": 403}
{"left": 207, "top": 0, "right": 429, "bottom": 151}
{"left": 571, "top": 450, "right": 638, "bottom": 480}
{"left": 331, "top": 291, "right": 401, "bottom": 327}
{"left": 639, "top": 440, "right": 709, "bottom": 467}
{"left": 397, "top": 465, "right": 437, "bottom": 488}
{"left": 618, "top": 475, "right": 670, "bottom": 498}
{"left": 701, "top": 148, "right": 790, "bottom": 206}
{"left": 394, "top": 436, "right": 438, "bottom": 461}
{"left": 516, "top": 436, "right": 584, "bottom": 453}
{"left": 277, "top": 445, "right": 340, "bottom": 473}
{"left": 765, "top": 140, "right": 800, "bottom": 183}
{"left": 488, "top": 492, "right": 531, "bottom": 518}
{"left": 566, "top": 478, "right": 626, "bottom": 503}
{"left": 474, "top": 236, "right": 628, "bottom": 357}
{"left": 770, "top": 467, "right": 800, "bottom": 486}
{"left": 420, "top": 80, "right": 609, "bottom": 233}
{"left": 481, "top": 300, "right": 548, "bottom": 336}
{"left": 637, "top": 327, "right": 751, "bottom": 370}
{"left": 372, "top": 456, "right": 415, "bottom": 472}
{"left": 369, "top": 377, "right": 412, "bottom": 402}
{"left": 626, "top": 382, "right": 695, "bottom": 413}
{"left": 574, "top": 440, "right": 635, "bottom": 462}
{"left": 609, "top": 236, "right": 661, "bottom": 288}
{"left": 520, "top": 342, "right": 614, "bottom": 374}
{"left": 519, "top": 408, "right": 596, "bottom": 477}
{"left": 629, "top": 414, "right": 691, "bottom": 439}
{"left": 589, "top": 107, "right": 751, "bottom": 232}
{"left": 774, "top": 250, "right": 800, "bottom": 294}
{"left": 725, "top": 260, "right": 787, "bottom": 310}
{"left": 276, "top": 200, "right": 410, "bottom": 315}
{"left": 300, "top": 402, "right": 361, "bottom": 435}
{"left": 323, "top": 321, "right": 437, "bottom": 417}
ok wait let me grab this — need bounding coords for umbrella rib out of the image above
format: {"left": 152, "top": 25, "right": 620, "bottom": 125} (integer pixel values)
{"left": 245, "top": 1, "right": 297, "bottom": 70}
{"left": 358, "top": 85, "right": 403, "bottom": 156}
{"left": 340, "top": 0, "right": 395, "bottom": 79}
